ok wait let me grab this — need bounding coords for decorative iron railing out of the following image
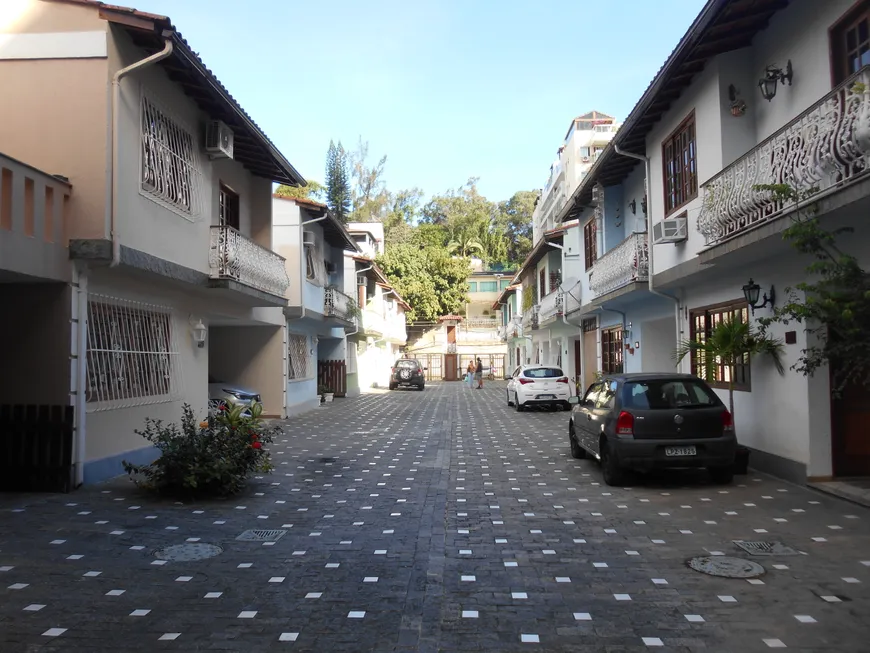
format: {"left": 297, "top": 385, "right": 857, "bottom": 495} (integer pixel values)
{"left": 538, "top": 289, "right": 564, "bottom": 322}
{"left": 209, "top": 225, "right": 289, "bottom": 297}
{"left": 698, "top": 66, "right": 870, "bottom": 245}
{"left": 324, "top": 286, "right": 356, "bottom": 321}
{"left": 522, "top": 305, "right": 540, "bottom": 330}
{"left": 588, "top": 232, "right": 649, "bottom": 296}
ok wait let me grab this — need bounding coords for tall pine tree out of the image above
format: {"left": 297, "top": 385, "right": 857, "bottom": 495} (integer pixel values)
{"left": 325, "top": 140, "right": 352, "bottom": 223}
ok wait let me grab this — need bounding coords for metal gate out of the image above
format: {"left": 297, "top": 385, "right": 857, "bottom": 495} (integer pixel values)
{"left": 416, "top": 353, "right": 443, "bottom": 381}
{"left": 460, "top": 354, "right": 507, "bottom": 380}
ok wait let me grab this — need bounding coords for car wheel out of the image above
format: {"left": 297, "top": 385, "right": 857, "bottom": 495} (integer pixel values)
{"left": 569, "top": 423, "right": 586, "bottom": 459}
{"left": 417, "top": 384, "right": 424, "bottom": 391}
{"left": 515, "top": 394, "right": 525, "bottom": 412}
{"left": 708, "top": 466, "right": 734, "bottom": 485}
{"left": 506, "top": 390, "right": 514, "bottom": 407}
{"left": 388, "top": 383, "right": 396, "bottom": 390}
{"left": 601, "top": 444, "right": 625, "bottom": 486}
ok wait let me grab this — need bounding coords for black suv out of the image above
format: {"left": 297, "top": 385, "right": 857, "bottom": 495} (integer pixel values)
{"left": 389, "top": 359, "right": 425, "bottom": 391}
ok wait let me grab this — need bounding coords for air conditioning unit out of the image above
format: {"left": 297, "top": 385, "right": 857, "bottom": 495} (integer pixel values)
{"left": 653, "top": 215, "right": 688, "bottom": 244}
{"left": 205, "top": 120, "right": 234, "bottom": 159}
{"left": 357, "top": 274, "right": 367, "bottom": 286}
{"left": 302, "top": 230, "right": 316, "bottom": 247}
{"left": 581, "top": 156, "right": 590, "bottom": 163}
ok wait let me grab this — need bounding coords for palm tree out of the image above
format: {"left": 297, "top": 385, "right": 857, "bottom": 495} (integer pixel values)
{"left": 674, "top": 317, "right": 785, "bottom": 419}
{"left": 446, "top": 235, "right": 484, "bottom": 258}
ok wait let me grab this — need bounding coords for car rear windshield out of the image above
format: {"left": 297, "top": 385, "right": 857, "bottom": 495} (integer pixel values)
{"left": 622, "top": 379, "right": 720, "bottom": 410}
{"left": 523, "top": 367, "right": 563, "bottom": 379}
{"left": 395, "top": 360, "right": 419, "bottom": 369}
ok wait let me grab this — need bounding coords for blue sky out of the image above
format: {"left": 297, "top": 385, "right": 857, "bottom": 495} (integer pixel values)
{"left": 142, "top": 0, "right": 707, "bottom": 202}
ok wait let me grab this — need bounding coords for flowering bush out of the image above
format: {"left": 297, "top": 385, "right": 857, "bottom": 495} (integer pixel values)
{"left": 123, "top": 401, "right": 277, "bottom": 498}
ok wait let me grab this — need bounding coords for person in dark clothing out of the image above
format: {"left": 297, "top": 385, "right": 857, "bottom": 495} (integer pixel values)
{"left": 474, "top": 357, "right": 484, "bottom": 389}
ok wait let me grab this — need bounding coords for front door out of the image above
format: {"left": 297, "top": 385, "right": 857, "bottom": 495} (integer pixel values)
{"left": 832, "top": 376, "right": 870, "bottom": 476}
{"left": 444, "top": 354, "right": 459, "bottom": 381}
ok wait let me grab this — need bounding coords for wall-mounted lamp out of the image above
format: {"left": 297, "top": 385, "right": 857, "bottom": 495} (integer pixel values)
{"left": 190, "top": 318, "right": 207, "bottom": 349}
{"left": 742, "top": 278, "right": 775, "bottom": 314}
{"left": 640, "top": 195, "right": 648, "bottom": 216}
{"left": 758, "top": 60, "right": 792, "bottom": 101}
{"left": 628, "top": 199, "right": 637, "bottom": 215}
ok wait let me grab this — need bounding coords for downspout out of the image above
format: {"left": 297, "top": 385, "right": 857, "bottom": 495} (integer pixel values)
{"left": 346, "top": 265, "right": 374, "bottom": 336}
{"left": 110, "top": 34, "right": 174, "bottom": 266}
{"left": 613, "top": 143, "right": 683, "bottom": 359}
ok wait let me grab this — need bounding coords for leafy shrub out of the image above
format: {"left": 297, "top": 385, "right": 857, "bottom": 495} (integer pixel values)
{"left": 123, "top": 402, "right": 277, "bottom": 498}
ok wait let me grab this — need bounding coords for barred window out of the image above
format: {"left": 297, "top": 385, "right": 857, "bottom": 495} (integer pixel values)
{"left": 288, "top": 333, "right": 310, "bottom": 380}
{"left": 140, "top": 95, "right": 201, "bottom": 218}
{"left": 86, "top": 298, "right": 180, "bottom": 409}
{"left": 601, "top": 326, "right": 623, "bottom": 374}
{"left": 689, "top": 300, "right": 751, "bottom": 390}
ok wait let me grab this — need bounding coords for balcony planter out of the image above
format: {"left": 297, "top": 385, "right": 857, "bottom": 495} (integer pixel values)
{"left": 734, "top": 446, "right": 750, "bottom": 475}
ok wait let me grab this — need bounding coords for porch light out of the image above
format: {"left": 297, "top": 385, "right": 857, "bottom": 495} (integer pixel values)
{"left": 758, "top": 60, "right": 792, "bottom": 101}
{"left": 191, "top": 319, "right": 207, "bottom": 348}
{"left": 628, "top": 199, "right": 637, "bottom": 215}
{"left": 742, "top": 278, "right": 775, "bottom": 314}
{"left": 640, "top": 195, "right": 647, "bottom": 215}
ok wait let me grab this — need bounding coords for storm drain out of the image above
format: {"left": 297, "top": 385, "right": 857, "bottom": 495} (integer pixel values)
{"left": 236, "top": 529, "right": 287, "bottom": 542}
{"left": 154, "top": 543, "right": 223, "bottom": 562}
{"left": 319, "top": 457, "right": 337, "bottom": 463}
{"left": 733, "top": 540, "right": 800, "bottom": 556}
{"left": 687, "top": 556, "right": 765, "bottom": 579}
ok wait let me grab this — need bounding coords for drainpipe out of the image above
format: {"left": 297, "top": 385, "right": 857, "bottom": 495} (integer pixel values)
{"left": 109, "top": 34, "right": 174, "bottom": 267}
{"left": 73, "top": 264, "right": 89, "bottom": 487}
{"left": 613, "top": 143, "right": 682, "bottom": 356}
{"left": 346, "top": 265, "right": 374, "bottom": 337}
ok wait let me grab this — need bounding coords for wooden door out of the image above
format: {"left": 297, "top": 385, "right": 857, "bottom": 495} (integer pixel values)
{"left": 832, "top": 377, "right": 870, "bottom": 476}
{"left": 583, "top": 330, "right": 597, "bottom": 390}
{"left": 444, "top": 354, "right": 458, "bottom": 381}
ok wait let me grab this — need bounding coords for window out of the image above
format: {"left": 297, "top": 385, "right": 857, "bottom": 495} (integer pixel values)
{"left": 523, "top": 367, "right": 564, "bottom": 378}
{"left": 288, "top": 333, "right": 310, "bottom": 380}
{"left": 305, "top": 247, "right": 316, "bottom": 280}
{"left": 219, "top": 184, "right": 240, "bottom": 230}
{"left": 831, "top": 2, "right": 870, "bottom": 84}
{"left": 584, "top": 219, "right": 597, "bottom": 270}
{"left": 86, "top": 298, "right": 179, "bottom": 408}
{"left": 601, "top": 326, "right": 623, "bottom": 374}
{"left": 479, "top": 281, "right": 497, "bottom": 292}
{"left": 539, "top": 269, "right": 546, "bottom": 298}
{"left": 140, "top": 95, "right": 200, "bottom": 217}
{"left": 662, "top": 111, "right": 697, "bottom": 215}
{"left": 468, "top": 281, "right": 478, "bottom": 292}
{"left": 500, "top": 279, "right": 511, "bottom": 290}
{"left": 583, "top": 382, "right": 604, "bottom": 406}
{"left": 623, "top": 379, "right": 720, "bottom": 410}
{"left": 595, "top": 381, "right": 617, "bottom": 410}
{"left": 689, "top": 300, "right": 751, "bottom": 390}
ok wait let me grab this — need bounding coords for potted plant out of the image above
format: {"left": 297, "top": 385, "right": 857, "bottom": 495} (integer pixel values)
{"left": 317, "top": 384, "right": 328, "bottom": 403}
{"left": 319, "top": 384, "right": 335, "bottom": 403}
{"left": 674, "top": 317, "right": 785, "bottom": 475}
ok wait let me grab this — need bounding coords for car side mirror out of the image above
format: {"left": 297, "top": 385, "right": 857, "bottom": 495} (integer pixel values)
{"left": 568, "top": 396, "right": 580, "bottom": 405}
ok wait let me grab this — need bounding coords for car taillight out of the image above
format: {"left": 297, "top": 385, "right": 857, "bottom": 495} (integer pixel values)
{"left": 722, "top": 409, "right": 734, "bottom": 432}
{"left": 616, "top": 411, "right": 634, "bottom": 435}
{"left": 518, "top": 378, "right": 534, "bottom": 385}
{"left": 390, "top": 367, "right": 395, "bottom": 374}
{"left": 556, "top": 377, "right": 569, "bottom": 384}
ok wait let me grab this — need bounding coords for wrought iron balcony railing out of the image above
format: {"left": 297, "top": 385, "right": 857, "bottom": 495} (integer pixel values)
{"left": 538, "top": 289, "right": 564, "bottom": 322}
{"left": 698, "top": 66, "right": 870, "bottom": 245}
{"left": 588, "top": 232, "right": 649, "bottom": 297}
{"left": 209, "top": 225, "right": 289, "bottom": 297}
{"left": 324, "top": 286, "right": 356, "bottom": 322}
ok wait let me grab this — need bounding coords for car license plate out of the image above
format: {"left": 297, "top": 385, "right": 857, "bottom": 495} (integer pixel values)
{"left": 665, "top": 446, "right": 696, "bottom": 457}
{"left": 537, "top": 394, "right": 555, "bottom": 400}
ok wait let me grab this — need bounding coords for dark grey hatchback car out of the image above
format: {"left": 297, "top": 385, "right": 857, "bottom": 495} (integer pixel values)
{"left": 568, "top": 373, "right": 737, "bottom": 486}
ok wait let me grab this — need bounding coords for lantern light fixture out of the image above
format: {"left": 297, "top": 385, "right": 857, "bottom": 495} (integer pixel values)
{"left": 742, "top": 278, "right": 775, "bottom": 314}
{"left": 758, "top": 60, "right": 792, "bottom": 101}
{"left": 191, "top": 319, "right": 207, "bottom": 348}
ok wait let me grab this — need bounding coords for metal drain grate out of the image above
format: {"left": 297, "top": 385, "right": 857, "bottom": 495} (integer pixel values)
{"left": 733, "top": 540, "right": 800, "bottom": 556}
{"left": 236, "top": 529, "right": 287, "bottom": 542}
{"left": 319, "top": 457, "right": 337, "bottom": 463}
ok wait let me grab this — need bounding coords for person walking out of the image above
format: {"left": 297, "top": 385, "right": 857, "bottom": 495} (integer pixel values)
{"left": 466, "top": 359, "right": 476, "bottom": 388}
{"left": 474, "top": 357, "right": 484, "bottom": 389}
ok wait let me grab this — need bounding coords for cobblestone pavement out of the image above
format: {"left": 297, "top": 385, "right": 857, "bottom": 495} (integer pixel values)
{"left": 2, "top": 382, "right": 870, "bottom": 652}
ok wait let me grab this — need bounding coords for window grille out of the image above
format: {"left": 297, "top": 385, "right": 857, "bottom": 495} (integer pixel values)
{"left": 304, "top": 235, "right": 327, "bottom": 285}
{"left": 140, "top": 94, "right": 202, "bottom": 219}
{"left": 689, "top": 301, "right": 751, "bottom": 390}
{"left": 288, "top": 333, "right": 310, "bottom": 380}
{"left": 86, "top": 295, "right": 181, "bottom": 411}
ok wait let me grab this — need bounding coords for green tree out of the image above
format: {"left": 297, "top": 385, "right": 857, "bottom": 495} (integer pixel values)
{"left": 349, "top": 138, "right": 390, "bottom": 222}
{"left": 376, "top": 244, "right": 470, "bottom": 321}
{"left": 274, "top": 180, "right": 325, "bottom": 201}
{"left": 674, "top": 317, "right": 785, "bottom": 419}
{"left": 752, "top": 183, "right": 870, "bottom": 396}
{"left": 383, "top": 188, "right": 423, "bottom": 245}
{"left": 497, "top": 190, "right": 537, "bottom": 265}
{"left": 325, "top": 140, "right": 352, "bottom": 222}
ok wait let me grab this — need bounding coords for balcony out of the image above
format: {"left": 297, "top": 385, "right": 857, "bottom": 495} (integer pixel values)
{"left": 589, "top": 232, "right": 649, "bottom": 297}
{"left": 209, "top": 225, "right": 289, "bottom": 298}
{"left": 538, "top": 289, "right": 564, "bottom": 323}
{"left": 522, "top": 305, "right": 540, "bottom": 331}
{"left": 324, "top": 286, "right": 357, "bottom": 327}
{"left": 464, "top": 316, "right": 499, "bottom": 329}
{"left": 361, "top": 308, "right": 386, "bottom": 337}
{"left": 698, "top": 66, "right": 870, "bottom": 246}
{"left": 0, "top": 152, "right": 72, "bottom": 282}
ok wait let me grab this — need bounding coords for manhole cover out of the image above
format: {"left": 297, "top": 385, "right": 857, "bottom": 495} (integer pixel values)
{"left": 154, "top": 543, "right": 223, "bottom": 562}
{"left": 687, "top": 556, "right": 765, "bottom": 578}
{"left": 733, "top": 540, "right": 800, "bottom": 556}
{"left": 319, "top": 457, "right": 337, "bottom": 463}
{"left": 236, "top": 529, "right": 287, "bottom": 542}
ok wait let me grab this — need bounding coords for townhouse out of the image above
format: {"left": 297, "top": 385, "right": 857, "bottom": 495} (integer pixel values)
{"left": 342, "top": 223, "right": 409, "bottom": 393}
{"left": 539, "top": 0, "right": 870, "bottom": 484}
{"left": 0, "top": 0, "right": 348, "bottom": 489}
